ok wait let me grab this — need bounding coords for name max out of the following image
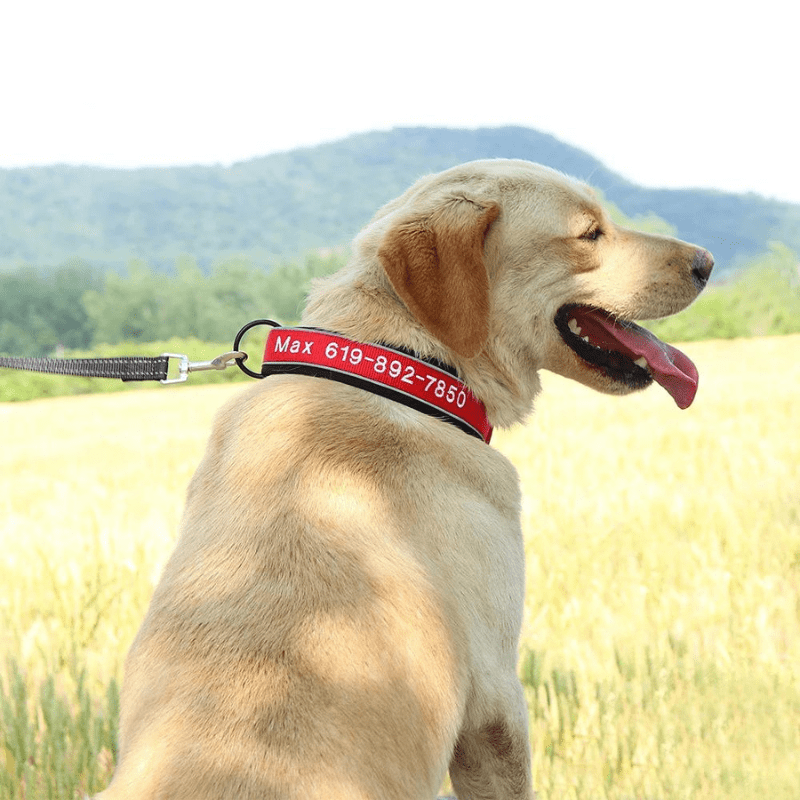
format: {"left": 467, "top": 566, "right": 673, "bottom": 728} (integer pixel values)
{"left": 273, "top": 335, "right": 313, "bottom": 355}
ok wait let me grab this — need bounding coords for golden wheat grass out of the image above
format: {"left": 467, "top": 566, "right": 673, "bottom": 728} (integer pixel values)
{"left": 2, "top": 335, "right": 799, "bottom": 799}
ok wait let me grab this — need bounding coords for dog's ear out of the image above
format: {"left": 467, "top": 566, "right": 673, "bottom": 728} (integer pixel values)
{"left": 378, "top": 199, "right": 500, "bottom": 358}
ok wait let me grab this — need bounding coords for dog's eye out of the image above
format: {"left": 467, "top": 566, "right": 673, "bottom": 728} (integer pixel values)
{"left": 580, "top": 224, "right": 603, "bottom": 242}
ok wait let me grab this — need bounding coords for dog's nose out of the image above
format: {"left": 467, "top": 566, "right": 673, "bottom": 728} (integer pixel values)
{"left": 691, "top": 248, "right": 714, "bottom": 289}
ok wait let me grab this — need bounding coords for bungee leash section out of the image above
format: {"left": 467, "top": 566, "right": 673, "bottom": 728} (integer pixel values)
{"left": 0, "top": 319, "right": 493, "bottom": 443}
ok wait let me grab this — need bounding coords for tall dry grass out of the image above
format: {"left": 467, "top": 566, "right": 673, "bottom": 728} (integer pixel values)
{"left": 495, "top": 335, "right": 800, "bottom": 798}
{"left": 1, "top": 335, "right": 799, "bottom": 799}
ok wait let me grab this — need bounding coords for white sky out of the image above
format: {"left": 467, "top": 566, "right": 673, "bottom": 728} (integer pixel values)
{"left": 2, "top": 0, "right": 797, "bottom": 204}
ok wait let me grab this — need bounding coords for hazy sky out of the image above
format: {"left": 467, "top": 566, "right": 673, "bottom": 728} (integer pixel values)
{"left": 3, "top": 0, "right": 796, "bottom": 203}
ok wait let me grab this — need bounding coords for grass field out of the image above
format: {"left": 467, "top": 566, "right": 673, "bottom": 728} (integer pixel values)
{"left": 2, "top": 335, "right": 799, "bottom": 799}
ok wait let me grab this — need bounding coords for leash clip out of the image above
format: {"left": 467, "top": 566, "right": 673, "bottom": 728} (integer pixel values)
{"left": 159, "top": 351, "right": 247, "bottom": 384}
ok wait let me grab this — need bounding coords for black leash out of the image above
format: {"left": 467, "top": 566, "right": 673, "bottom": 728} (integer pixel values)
{"left": 0, "top": 349, "right": 247, "bottom": 384}
{"left": 0, "top": 354, "right": 173, "bottom": 382}
{"left": 0, "top": 319, "right": 279, "bottom": 384}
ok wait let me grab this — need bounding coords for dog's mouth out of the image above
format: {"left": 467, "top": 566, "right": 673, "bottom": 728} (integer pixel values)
{"left": 554, "top": 304, "right": 699, "bottom": 409}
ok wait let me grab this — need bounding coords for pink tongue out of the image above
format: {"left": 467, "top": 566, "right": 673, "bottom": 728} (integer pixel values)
{"left": 574, "top": 308, "right": 699, "bottom": 409}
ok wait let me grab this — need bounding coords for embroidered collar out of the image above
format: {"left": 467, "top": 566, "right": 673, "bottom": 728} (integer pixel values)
{"left": 260, "top": 326, "right": 492, "bottom": 443}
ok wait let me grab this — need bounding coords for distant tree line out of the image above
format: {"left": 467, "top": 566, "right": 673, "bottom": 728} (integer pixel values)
{"left": 0, "top": 190, "right": 675, "bottom": 357}
{"left": 1, "top": 241, "right": 799, "bottom": 362}
{"left": 0, "top": 251, "right": 347, "bottom": 357}
{"left": 0, "top": 260, "right": 101, "bottom": 355}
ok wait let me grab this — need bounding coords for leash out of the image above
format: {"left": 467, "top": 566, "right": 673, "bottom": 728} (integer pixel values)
{"left": 0, "top": 320, "right": 492, "bottom": 443}
{"left": 0, "top": 351, "right": 246, "bottom": 384}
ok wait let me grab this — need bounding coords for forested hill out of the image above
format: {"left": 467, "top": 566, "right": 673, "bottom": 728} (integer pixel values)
{"left": 2, "top": 126, "right": 798, "bottom": 277}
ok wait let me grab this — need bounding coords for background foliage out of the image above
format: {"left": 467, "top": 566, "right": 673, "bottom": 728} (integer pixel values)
{"left": 2, "top": 127, "right": 799, "bottom": 377}
{"left": 1, "top": 239, "right": 798, "bottom": 402}
{"left": 0, "top": 250, "right": 346, "bottom": 359}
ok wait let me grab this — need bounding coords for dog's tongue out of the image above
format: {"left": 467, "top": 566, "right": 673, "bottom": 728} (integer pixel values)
{"left": 574, "top": 308, "right": 699, "bottom": 409}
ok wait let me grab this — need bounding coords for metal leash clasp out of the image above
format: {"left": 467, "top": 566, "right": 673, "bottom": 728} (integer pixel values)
{"left": 158, "top": 319, "right": 281, "bottom": 384}
{"left": 159, "top": 351, "right": 247, "bottom": 384}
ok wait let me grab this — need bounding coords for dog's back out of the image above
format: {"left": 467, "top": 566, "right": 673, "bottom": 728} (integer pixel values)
{"left": 99, "top": 375, "right": 523, "bottom": 799}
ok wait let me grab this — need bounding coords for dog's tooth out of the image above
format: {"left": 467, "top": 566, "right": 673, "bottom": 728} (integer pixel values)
{"left": 582, "top": 336, "right": 589, "bottom": 342}
{"left": 568, "top": 318, "right": 582, "bottom": 336}
{"left": 634, "top": 356, "right": 648, "bottom": 369}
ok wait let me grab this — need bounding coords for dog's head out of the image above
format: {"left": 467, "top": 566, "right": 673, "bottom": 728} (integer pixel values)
{"left": 305, "top": 159, "right": 713, "bottom": 424}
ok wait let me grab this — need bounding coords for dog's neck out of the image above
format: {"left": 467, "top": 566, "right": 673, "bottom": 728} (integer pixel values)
{"left": 301, "top": 266, "right": 542, "bottom": 429}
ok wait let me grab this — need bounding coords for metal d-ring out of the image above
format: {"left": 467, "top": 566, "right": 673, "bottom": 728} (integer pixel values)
{"left": 232, "top": 319, "right": 282, "bottom": 379}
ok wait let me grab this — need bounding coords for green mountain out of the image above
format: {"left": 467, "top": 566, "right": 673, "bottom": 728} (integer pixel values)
{"left": 1, "top": 126, "right": 798, "bottom": 277}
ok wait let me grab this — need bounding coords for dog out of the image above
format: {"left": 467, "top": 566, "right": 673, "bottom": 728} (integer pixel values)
{"left": 97, "top": 159, "right": 713, "bottom": 799}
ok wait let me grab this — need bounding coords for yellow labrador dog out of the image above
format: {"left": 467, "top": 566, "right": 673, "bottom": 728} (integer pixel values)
{"left": 98, "top": 160, "right": 712, "bottom": 800}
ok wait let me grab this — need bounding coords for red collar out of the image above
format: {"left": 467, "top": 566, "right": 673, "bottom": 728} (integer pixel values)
{"left": 260, "top": 326, "right": 492, "bottom": 444}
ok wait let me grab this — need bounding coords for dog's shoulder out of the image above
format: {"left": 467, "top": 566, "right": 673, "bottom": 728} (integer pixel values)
{"left": 192, "top": 374, "right": 519, "bottom": 514}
